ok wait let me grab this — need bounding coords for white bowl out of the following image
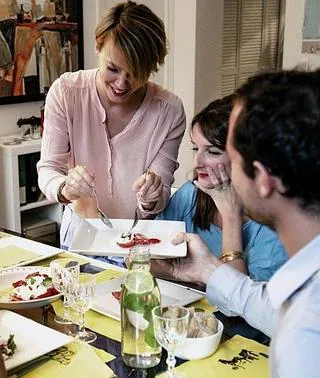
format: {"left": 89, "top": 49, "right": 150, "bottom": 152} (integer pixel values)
{"left": 175, "top": 319, "right": 224, "bottom": 360}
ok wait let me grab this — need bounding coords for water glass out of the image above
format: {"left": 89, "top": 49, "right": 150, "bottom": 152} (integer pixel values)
{"left": 152, "top": 306, "right": 189, "bottom": 378}
{"left": 50, "top": 258, "right": 80, "bottom": 324}
{"left": 69, "top": 273, "right": 97, "bottom": 343}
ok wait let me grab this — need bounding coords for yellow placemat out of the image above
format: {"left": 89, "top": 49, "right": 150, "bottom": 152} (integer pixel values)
{"left": 13, "top": 342, "right": 115, "bottom": 378}
{"left": 30, "top": 252, "right": 91, "bottom": 268}
{"left": 0, "top": 232, "right": 12, "bottom": 239}
{"left": 162, "top": 335, "right": 269, "bottom": 378}
{"left": 52, "top": 268, "right": 125, "bottom": 342}
{"left": 0, "top": 245, "right": 42, "bottom": 268}
{"left": 188, "top": 297, "right": 217, "bottom": 313}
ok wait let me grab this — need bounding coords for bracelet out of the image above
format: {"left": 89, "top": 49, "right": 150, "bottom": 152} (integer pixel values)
{"left": 57, "top": 180, "right": 71, "bottom": 204}
{"left": 220, "top": 251, "right": 243, "bottom": 264}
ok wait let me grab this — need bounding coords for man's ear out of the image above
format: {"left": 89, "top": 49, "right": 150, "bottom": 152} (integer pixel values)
{"left": 253, "top": 161, "right": 285, "bottom": 198}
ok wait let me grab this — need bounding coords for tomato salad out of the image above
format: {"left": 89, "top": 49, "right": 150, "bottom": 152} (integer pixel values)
{"left": 11, "top": 272, "right": 59, "bottom": 301}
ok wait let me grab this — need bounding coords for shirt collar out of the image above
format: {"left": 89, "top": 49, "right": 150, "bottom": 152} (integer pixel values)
{"left": 267, "top": 233, "right": 320, "bottom": 309}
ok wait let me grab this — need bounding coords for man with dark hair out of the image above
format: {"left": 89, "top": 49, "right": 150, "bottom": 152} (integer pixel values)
{"left": 152, "top": 69, "right": 320, "bottom": 377}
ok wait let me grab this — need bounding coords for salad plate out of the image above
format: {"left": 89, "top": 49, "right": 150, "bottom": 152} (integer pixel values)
{"left": 0, "top": 310, "right": 72, "bottom": 371}
{"left": 92, "top": 276, "right": 205, "bottom": 321}
{"left": 0, "top": 266, "right": 61, "bottom": 310}
{"left": 70, "top": 219, "right": 187, "bottom": 258}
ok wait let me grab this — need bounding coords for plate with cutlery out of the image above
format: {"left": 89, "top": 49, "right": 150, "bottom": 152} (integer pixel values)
{"left": 70, "top": 219, "right": 186, "bottom": 258}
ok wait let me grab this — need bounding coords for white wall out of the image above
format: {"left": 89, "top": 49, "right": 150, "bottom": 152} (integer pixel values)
{"left": 283, "top": 0, "right": 320, "bottom": 70}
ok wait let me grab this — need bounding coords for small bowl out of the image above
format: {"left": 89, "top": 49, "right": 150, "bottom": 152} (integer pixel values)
{"left": 175, "top": 319, "right": 224, "bottom": 360}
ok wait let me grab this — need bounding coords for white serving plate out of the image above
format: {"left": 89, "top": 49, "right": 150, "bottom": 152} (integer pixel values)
{"left": 0, "top": 310, "right": 72, "bottom": 371}
{"left": 0, "top": 266, "right": 62, "bottom": 310}
{"left": 92, "top": 276, "right": 205, "bottom": 321}
{"left": 0, "top": 235, "right": 62, "bottom": 270}
{"left": 70, "top": 219, "right": 186, "bottom": 258}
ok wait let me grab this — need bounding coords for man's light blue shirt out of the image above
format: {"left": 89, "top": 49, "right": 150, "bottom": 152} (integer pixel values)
{"left": 208, "top": 234, "right": 320, "bottom": 377}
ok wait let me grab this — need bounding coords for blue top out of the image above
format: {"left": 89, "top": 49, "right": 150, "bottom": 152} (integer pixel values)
{"left": 157, "top": 182, "right": 288, "bottom": 281}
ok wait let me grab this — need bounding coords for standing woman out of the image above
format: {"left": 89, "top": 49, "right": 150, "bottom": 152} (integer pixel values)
{"left": 37, "top": 1, "right": 186, "bottom": 253}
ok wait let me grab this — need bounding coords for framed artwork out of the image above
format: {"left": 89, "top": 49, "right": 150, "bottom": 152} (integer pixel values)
{"left": 0, "top": 0, "right": 84, "bottom": 104}
{"left": 302, "top": 0, "right": 320, "bottom": 54}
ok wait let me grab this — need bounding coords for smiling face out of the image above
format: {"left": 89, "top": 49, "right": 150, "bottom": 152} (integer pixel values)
{"left": 191, "top": 123, "right": 231, "bottom": 188}
{"left": 96, "top": 39, "right": 147, "bottom": 105}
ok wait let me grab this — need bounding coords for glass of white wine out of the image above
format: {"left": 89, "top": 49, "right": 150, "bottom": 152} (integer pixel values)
{"left": 69, "top": 273, "right": 97, "bottom": 343}
{"left": 50, "top": 259, "right": 80, "bottom": 325}
{"left": 152, "top": 306, "right": 189, "bottom": 378}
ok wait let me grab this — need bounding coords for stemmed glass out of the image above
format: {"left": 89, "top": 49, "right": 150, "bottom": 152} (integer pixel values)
{"left": 50, "top": 258, "right": 80, "bottom": 324}
{"left": 152, "top": 306, "right": 189, "bottom": 378}
{"left": 69, "top": 273, "right": 97, "bottom": 343}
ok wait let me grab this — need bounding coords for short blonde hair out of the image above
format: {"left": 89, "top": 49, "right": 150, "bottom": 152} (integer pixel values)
{"left": 95, "top": 1, "right": 168, "bottom": 83}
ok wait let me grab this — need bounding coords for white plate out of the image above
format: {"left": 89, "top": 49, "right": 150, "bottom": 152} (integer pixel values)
{"left": 0, "top": 310, "right": 72, "bottom": 371}
{"left": 70, "top": 219, "right": 186, "bottom": 258}
{"left": 0, "top": 235, "right": 62, "bottom": 270}
{"left": 92, "top": 276, "right": 205, "bottom": 321}
{"left": 0, "top": 267, "right": 62, "bottom": 310}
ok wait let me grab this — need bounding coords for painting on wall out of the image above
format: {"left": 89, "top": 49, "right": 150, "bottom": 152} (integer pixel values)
{"left": 302, "top": 0, "right": 320, "bottom": 54}
{"left": 0, "top": 0, "right": 83, "bottom": 104}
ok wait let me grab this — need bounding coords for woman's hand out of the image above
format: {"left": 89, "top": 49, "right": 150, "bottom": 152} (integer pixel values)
{"left": 194, "top": 164, "right": 242, "bottom": 220}
{"left": 62, "top": 165, "right": 95, "bottom": 202}
{"left": 151, "top": 232, "right": 221, "bottom": 285}
{"left": 132, "top": 171, "right": 164, "bottom": 210}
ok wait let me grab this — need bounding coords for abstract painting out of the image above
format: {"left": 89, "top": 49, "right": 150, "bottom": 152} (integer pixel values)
{"left": 0, "top": 0, "right": 83, "bottom": 104}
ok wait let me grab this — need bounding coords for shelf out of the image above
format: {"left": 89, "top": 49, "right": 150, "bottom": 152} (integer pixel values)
{"left": 20, "top": 199, "right": 56, "bottom": 212}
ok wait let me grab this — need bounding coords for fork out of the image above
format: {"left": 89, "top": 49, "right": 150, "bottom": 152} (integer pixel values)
{"left": 121, "top": 170, "right": 149, "bottom": 239}
{"left": 92, "top": 188, "right": 113, "bottom": 229}
{"left": 121, "top": 204, "right": 139, "bottom": 239}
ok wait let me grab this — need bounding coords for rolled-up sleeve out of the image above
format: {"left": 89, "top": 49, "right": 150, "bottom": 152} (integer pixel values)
{"left": 140, "top": 99, "right": 186, "bottom": 216}
{"left": 37, "top": 77, "right": 71, "bottom": 201}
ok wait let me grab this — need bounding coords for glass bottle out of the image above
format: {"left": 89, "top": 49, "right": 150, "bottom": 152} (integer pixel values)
{"left": 121, "top": 247, "right": 162, "bottom": 369}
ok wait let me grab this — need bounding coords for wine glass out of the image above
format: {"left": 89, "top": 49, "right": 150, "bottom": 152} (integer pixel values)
{"left": 152, "top": 306, "right": 189, "bottom": 378}
{"left": 69, "top": 273, "right": 97, "bottom": 343}
{"left": 50, "top": 258, "right": 80, "bottom": 324}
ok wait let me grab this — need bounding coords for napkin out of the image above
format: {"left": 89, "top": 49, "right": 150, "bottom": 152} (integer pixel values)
{"left": 17, "top": 342, "right": 115, "bottom": 378}
{"left": 166, "top": 335, "right": 269, "bottom": 378}
{"left": 0, "top": 246, "right": 41, "bottom": 268}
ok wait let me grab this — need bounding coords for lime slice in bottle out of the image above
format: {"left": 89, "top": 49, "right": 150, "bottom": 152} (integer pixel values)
{"left": 124, "top": 271, "right": 154, "bottom": 294}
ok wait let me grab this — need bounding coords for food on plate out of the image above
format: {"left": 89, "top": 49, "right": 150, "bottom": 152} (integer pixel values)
{"left": 187, "top": 308, "right": 218, "bottom": 338}
{"left": 117, "top": 233, "right": 161, "bottom": 248}
{"left": 0, "top": 334, "right": 16, "bottom": 359}
{"left": 10, "top": 271, "right": 59, "bottom": 301}
{"left": 112, "top": 290, "right": 121, "bottom": 301}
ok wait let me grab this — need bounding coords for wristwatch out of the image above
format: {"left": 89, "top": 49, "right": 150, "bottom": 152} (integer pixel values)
{"left": 57, "top": 180, "right": 71, "bottom": 204}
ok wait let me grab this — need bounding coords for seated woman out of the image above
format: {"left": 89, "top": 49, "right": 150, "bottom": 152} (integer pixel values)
{"left": 156, "top": 97, "right": 288, "bottom": 342}
{"left": 158, "top": 96, "right": 288, "bottom": 281}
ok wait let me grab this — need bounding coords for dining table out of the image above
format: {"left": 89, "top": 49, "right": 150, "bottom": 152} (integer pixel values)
{"left": 0, "top": 228, "right": 270, "bottom": 378}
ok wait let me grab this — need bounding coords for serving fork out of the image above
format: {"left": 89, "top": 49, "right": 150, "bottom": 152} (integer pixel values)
{"left": 121, "top": 170, "right": 150, "bottom": 239}
{"left": 92, "top": 188, "right": 113, "bottom": 229}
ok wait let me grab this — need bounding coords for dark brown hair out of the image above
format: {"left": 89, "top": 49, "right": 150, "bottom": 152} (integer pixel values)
{"left": 192, "top": 96, "right": 233, "bottom": 229}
